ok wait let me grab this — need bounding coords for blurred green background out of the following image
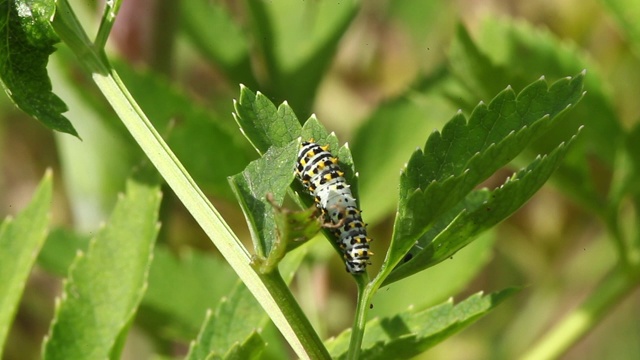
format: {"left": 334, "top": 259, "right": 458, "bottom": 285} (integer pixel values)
{"left": 2, "top": 0, "right": 639, "bottom": 359}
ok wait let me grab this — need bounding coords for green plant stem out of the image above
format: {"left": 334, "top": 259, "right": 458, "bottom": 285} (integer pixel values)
{"left": 261, "top": 272, "right": 331, "bottom": 360}
{"left": 95, "top": 0, "right": 122, "bottom": 51}
{"left": 347, "top": 245, "right": 408, "bottom": 358}
{"left": 346, "top": 275, "right": 370, "bottom": 360}
{"left": 520, "top": 267, "right": 640, "bottom": 360}
{"left": 51, "top": 1, "right": 324, "bottom": 358}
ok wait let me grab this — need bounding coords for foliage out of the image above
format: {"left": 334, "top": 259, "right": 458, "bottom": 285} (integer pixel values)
{"left": 1, "top": 1, "right": 640, "bottom": 360}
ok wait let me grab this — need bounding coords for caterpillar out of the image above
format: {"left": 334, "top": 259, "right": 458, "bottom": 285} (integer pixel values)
{"left": 295, "top": 140, "right": 372, "bottom": 274}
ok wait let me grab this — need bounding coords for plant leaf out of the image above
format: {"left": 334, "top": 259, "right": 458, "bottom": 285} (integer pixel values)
{"left": 325, "top": 288, "right": 519, "bottom": 360}
{"left": 42, "top": 178, "right": 162, "bottom": 359}
{"left": 386, "top": 129, "right": 581, "bottom": 284}
{"left": 38, "top": 227, "right": 238, "bottom": 340}
{"left": 0, "top": 0, "right": 77, "bottom": 136}
{"left": 0, "top": 171, "right": 51, "bottom": 355}
{"left": 232, "top": 85, "right": 355, "bottom": 181}
{"left": 233, "top": 85, "right": 302, "bottom": 154}
{"left": 384, "top": 73, "right": 584, "bottom": 273}
{"left": 449, "top": 20, "right": 623, "bottom": 211}
{"left": 228, "top": 140, "right": 300, "bottom": 258}
{"left": 221, "top": 331, "right": 265, "bottom": 360}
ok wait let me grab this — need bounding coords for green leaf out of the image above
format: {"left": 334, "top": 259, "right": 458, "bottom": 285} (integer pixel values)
{"left": 0, "top": 171, "right": 51, "bottom": 355}
{"left": 326, "top": 288, "right": 519, "bottom": 360}
{"left": 246, "top": 0, "right": 358, "bottom": 116}
{"left": 601, "top": 0, "right": 640, "bottom": 57}
{"left": 0, "top": 0, "right": 77, "bottom": 136}
{"left": 140, "top": 246, "right": 237, "bottom": 341}
{"left": 181, "top": 0, "right": 257, "bottom": 88}
{"left": 386, "top": 130, "right": 581, "bottom": 284}
{"left": 449, "top": 20, "right": 623, "bottom": 210}
{"left": 233, "top": 85, "right": 302, "bottom": 154}
{"left": 186, "top": 247, "right": 307, "bottom": 360}
{"left": 386, "top": 73, "right": 584, "bottom": 271}
{"left": 222, "top": 331, "right": 265, "bottom": 360}
{"left": 42, "top": 178, "right": 162, "bottom": 359}
{"left": 115, "top": 62, "right": 253, "bottom": 198}
{"left": 228, "top": 140, "right": 300, "bottom": 259}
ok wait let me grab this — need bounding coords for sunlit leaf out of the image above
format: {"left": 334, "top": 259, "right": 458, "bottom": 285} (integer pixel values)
{"left": 384, "top": 74, "right": 584, "bottom": 273}
{"left": 43, "top": 178, "right": 161, "bottom": 359}
{"left": 386, "top": 129, "right": 581, "bottom": 284}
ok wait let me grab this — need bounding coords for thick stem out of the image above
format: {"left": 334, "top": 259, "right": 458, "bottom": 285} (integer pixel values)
{"left": 261, "top": 272, "right": 331, "bottom": 360}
